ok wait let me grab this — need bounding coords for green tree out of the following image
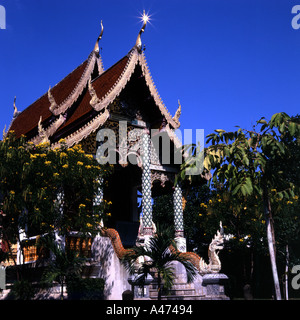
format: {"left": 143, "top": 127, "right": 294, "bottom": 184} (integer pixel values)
{"left": 121, "top": 226, "right": 197, "bottom": 300}
{"left": 179, "top": 112, "right": 300, "bottom": 300}
{"left": 0, "top": 132, "right": 111, "bottom": 274}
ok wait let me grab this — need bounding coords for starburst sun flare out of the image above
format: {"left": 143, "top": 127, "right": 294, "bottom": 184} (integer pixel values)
{"left": 140, "top": 10, "right": 151, "bottom": 25}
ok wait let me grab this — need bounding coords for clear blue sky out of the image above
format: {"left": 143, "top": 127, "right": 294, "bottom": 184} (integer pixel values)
{"left": 1, "top": 0, "right": 300, "bottom": 144}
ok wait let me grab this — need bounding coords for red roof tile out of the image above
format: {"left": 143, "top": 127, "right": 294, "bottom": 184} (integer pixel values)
{"left": 9, "top": 59, "right": 89, "bottom": 138}
{"left": 54, "top": 55, "right": 129, "bottom": 135}
{"left": 10, "top": 52, "right": 130, "bottom": 141}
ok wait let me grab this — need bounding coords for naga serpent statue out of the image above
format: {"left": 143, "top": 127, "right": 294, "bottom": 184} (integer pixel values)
{"left": 99, "top": 221, "right": 224, "bottom": 275}
{"left": 199, "top": 222, "right": 224, "bottom": 274}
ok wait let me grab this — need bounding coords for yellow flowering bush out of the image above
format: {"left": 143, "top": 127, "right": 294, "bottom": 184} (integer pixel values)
{"left": 0, "top": 131, "right": 113, "bottom": 249}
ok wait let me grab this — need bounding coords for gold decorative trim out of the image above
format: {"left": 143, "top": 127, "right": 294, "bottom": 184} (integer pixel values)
{"left": 48, "top": 86, "right": 58, "bottom": 113}
{"left": 29, "top": 114, "right": 65, "bottom": 145}
{"left": 138, "top": 52, "right": 180, "bottom": 129}
{"left": 49, "top": 52, "right": 99, "bottom": 116}
{"left": 88, "top": 78, "right": 101, "bottom": 110}
{"left": 172, "top": 100, "right": 181, "bottom": 127}
{"left": 92, "top": 48, "right": 139, "bottom": 112}
{"left": 44, "top": 47, "right": 181, "bottom": 149}
{"left": 52, "top": 108, "right": 110, "bottom": 148}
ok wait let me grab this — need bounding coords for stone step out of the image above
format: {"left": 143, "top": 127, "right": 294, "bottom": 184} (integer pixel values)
{"left": 149, "top": 292, "right": 206, "bottom": 300}
{"left": 150, "top": 288, "right": 196, "bottom": 296}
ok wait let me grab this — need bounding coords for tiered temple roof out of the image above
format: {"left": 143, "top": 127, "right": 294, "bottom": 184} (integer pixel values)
{"left": 8, "top": 21, "right": 182, "bottom": 150}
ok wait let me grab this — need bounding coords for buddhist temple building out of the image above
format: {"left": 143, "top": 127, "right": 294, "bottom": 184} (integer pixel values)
{"left": 2, "top": 15, "right": 228, "bottom": 300}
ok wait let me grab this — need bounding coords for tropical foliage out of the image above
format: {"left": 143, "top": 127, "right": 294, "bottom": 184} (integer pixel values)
{"left": 121, "top": 226, "right": 197, "bottom": 300}
{"left": 0, "top": 131, "right": 112, "bottom": 269}
{"left": 178, "top": 112, "right": 300, "bottom": 300}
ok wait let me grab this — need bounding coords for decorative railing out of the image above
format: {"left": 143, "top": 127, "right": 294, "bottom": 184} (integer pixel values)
{"left": 20, "top": 232, "right": 92, "bottom": 264}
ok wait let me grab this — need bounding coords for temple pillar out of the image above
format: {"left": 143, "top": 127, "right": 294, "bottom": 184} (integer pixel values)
{"left": 141, "top": 131, "right": 153, "bottom": 239}
{"left": 93, "top": 177, "right": 103, "bottom": 207}
{"left": 93, "top": 177, "right": 104, "bottom": 228}
{"left": 173, "top": 183, "right": 187, "bottom": 252}
{"left": 55, "top": 190, "right": 65, "bottom": 250}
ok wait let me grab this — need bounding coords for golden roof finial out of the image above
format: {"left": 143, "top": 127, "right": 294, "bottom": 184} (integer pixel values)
{"left": 173, "top": 99, "right": 182, "bottom": 124}
{"left": 135, "top": 10, "right": 149, "bottom": 52}
{"left": 38, "top": 116, "right": 50, "bottom": 144}
{"left": 94, "top": 20, "right": 104, "bottom": 55}
{"left": 13, "top": 96, "right": 20, "bottom": 118}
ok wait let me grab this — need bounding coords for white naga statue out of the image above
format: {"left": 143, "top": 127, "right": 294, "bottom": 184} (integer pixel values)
{"left": 199, "top": 222, "right": 225, "bottom": 274}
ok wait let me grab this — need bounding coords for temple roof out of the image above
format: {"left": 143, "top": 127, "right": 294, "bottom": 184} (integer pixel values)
{"left": 8, "top": 25, "right": 182, "bottom": 149}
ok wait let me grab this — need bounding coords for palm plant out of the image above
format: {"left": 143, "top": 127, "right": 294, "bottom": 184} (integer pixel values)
{"left": 41, "top": 237, "right": 86, "bottom": 300}
{"left": 122, "top": 226, "right": 197, "bottom": 300}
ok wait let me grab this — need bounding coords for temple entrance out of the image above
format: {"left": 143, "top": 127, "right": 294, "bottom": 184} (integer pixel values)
{"left": 104, "top": 163, "right": 142, "bottom": 247}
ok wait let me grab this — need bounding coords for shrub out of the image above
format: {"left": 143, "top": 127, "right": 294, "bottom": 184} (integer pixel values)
{"left": 66, "top": 277, "right": 105, "bottom": 300}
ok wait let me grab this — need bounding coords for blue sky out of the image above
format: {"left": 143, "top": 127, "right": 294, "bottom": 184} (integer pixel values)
{"left": 0, "top": 0, "right": 300, "bottom": 144}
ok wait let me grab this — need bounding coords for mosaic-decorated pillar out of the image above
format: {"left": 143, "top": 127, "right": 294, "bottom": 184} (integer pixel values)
{"left": 93, "top": 177, "right": 104, "bottom": 228}
{"left": 141, "top": 130, "right": 153, "bottom": 237}
{"left": 173, "top": 183, "right": 186, "bottom": 252}
{"left": 93, "top": 177, "right": 103, "bottom": 207}
{"left": 55, "top": 190, "right": 65, "bottom": 250}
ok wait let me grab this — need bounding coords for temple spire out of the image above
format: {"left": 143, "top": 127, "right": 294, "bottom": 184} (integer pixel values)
{"left": 94, "top": 20, "right": 104, "bottom": 55}
{"left": 135, "top": 10, "right": 149, "bottom": 52}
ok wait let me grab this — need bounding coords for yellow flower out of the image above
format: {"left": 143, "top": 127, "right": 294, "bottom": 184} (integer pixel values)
{"left": 198, "top": 213, "right": 203, "bottom": 217}
{"left": 9, "top": 190, "right": 15, "bottom": 195}
{"left": 85, "top": 154, "right": 94, "bottom": 159}
{"left": 239, "top": 238, "right": 244, "bottom": 242}
{"left": 271, "top": 189, "right": 277, "bottom": 192}
{"left": 45, "top": 161, "right": 51, "bottom": 165}
{"left": 77, "top": 161, "right": 83, "bottom": 166}
{"left": 287, "top": 201, "right": 293, "bottom": 205}
{"left": 53, "top": 173, "right": 59, "bottom": 177}
{"left": 261, "top": 220, "right": 266, "bottom": 224}
{"left": 85, "top": 165, "right": 92, "bottom": 169}
{"left": 60, "top": 152, "right": 67, "bottom": 158}
{"left": 218, "top": 199, "right": 222, "bottom": 203}
{"left": 62, "top": 164, "right": 68, "bottom": 169}
{"left": 294, "top": 195, "right": 299, "bottom": 200}
{"left": 30, "top": 154, "right": 37, "bottom": 159}
{"left": 106, "top": 212, "right": 111, "bottom": 217}
{"left": 59, "top": 138, "right": 66, "bottom": 144}
{"left": 79, "top": 204, "right": 86, "bottom": 209}
{"left": 37, "top": 142, "right": 50, "bottom": 148}
{"left": 209, "top": 199, "right": 212, "bottom": 204}
{"left": 86, "top": 223, "right": 93, "bottom": 228}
